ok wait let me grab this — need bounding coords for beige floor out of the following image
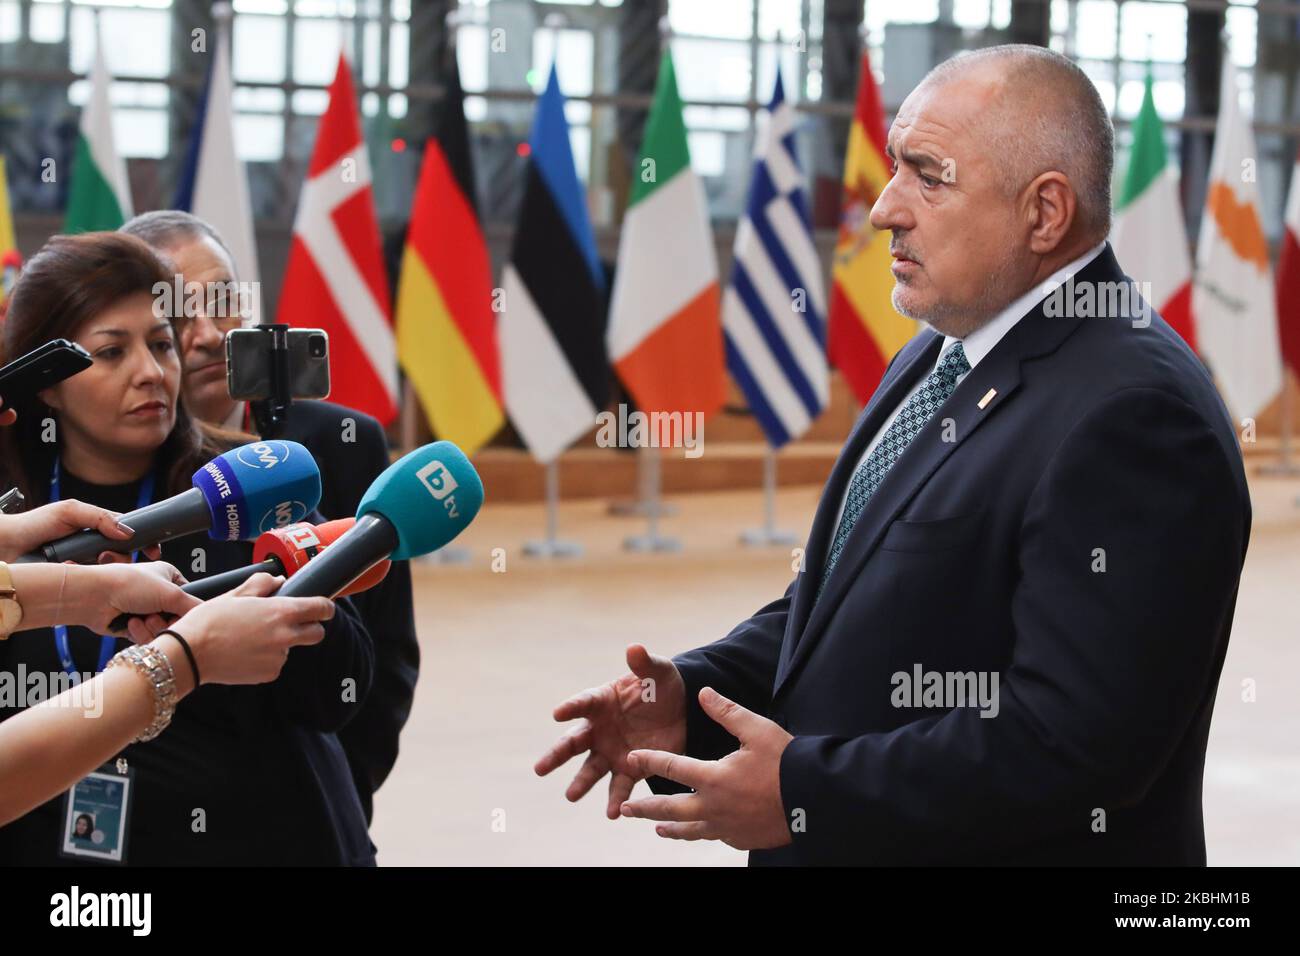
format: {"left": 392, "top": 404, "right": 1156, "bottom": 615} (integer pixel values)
{"left": 370, "top": 473, "right": 1300, "bottom": 866}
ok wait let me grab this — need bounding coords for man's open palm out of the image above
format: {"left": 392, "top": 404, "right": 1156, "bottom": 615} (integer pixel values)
{"left": 535, "top": 644, "right": 687, "bottom": 819}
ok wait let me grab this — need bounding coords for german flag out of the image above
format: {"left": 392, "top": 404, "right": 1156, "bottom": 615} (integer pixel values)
{"left": 395, "top": 46, "right": 503, "bottom": 455}
{"left": 827, "top": 48, "right": 914, "bottom": 404}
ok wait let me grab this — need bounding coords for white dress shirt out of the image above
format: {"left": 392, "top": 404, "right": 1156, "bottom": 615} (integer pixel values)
{"left": 830, "top": 242, "right": 1106, "bottom": 530}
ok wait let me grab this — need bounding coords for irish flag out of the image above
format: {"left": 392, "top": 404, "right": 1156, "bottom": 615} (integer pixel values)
{"left": 65, "top": 27, "right": 132, "bottom": 233}
{"left": 1110, "top": 69, "right": 1195, "bottom": 349}
{"left": 606, "top": 50, "right": 724, "bottom": 420}
{"left": 827, "top": 49, "right": 913, "bottom": 404}
{"left": 1193, "top": 61, "right": 1283, "bottom": 421}
{"left": 1278, "top": 147, "right": 1300, "bottom": 380}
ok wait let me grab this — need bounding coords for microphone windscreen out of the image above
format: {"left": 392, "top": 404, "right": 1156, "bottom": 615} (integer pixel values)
{"left": 192, "top": 440, "right": 322, "bottom": 541}
{"left": 356, "top": 441, "right": 483, "bottom": 560}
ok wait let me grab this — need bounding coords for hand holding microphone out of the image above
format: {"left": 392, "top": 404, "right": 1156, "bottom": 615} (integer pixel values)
{"left": 154, "top": 572, "right": 336, "bottom": 686}
{"left": 15, "top": 440, "right": 322, "bottom": 564}
{"left": 0, "top": 501, "right": 162, "bottom": 564}
{"left": 104, "top": 517, "right": 392, "bottom": 631}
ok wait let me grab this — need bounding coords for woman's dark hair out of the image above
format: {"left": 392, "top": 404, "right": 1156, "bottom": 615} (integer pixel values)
{"left": 0, "top": 232, "right": 236, "bottom": 504}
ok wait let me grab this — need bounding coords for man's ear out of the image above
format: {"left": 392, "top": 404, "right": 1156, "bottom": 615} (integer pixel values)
{"left": 1024, "top": 171, "right": 1077, "bottom": 255}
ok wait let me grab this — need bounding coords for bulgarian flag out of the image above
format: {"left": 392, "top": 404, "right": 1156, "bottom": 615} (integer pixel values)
{"left": 827, "top": 48, "right": 913, "bottom": 405}
{"left": 65, "top": 26, "right": 132, "bottom": 233}
{"left": 606, "top": 50, "right": 725, "bottom": 421}
{"left": 1110, "top": 69, "right": 1195, "bottom": 349}
{"left": 395, "top": 47, "right": 503, "bottom": 454}
{"left": 1277, "top": 147, "right": 1300, "bottom": 380}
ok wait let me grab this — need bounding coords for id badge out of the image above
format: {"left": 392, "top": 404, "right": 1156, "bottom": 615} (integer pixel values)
{"left": 58, "top": 759, "right": 133, "bottom": 864}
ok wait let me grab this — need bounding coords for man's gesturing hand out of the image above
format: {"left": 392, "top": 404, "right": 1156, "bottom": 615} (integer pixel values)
{"left": 534, "top": 644, "right": 687, "bottom": 819}
{"left": 619, "top": 686, "right": 795, "bottom": 851}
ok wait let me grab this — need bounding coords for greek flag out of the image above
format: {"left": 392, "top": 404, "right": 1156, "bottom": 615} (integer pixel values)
{"left": 723, "top": 71, "right": 828, "bottom": 448}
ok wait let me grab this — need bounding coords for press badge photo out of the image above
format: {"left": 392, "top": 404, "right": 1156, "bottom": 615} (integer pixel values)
{"left": 60, "top": 768, "right": 131, "bottom": 863}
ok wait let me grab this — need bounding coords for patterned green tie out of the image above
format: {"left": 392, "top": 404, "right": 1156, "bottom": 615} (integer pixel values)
{"left": 818, "top": 341, "right": 971, "bottom": 595}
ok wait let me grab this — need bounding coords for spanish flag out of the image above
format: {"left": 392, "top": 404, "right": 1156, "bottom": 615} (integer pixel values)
{"left": 827, "top": 49, "right": 914, "bottom": 404}
{"left": 0, "top": 156, "right": 19, "bottom": 304}
{"left": 395, "top": 49, "right": 503, "bottom": 455}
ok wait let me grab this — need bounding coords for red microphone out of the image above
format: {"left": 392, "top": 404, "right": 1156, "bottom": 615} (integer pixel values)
{"left": 106, "top": 519, "right": 392, "bottom": 631}
{"left": 253, "top": 518, "right": 390, "bottom": 597}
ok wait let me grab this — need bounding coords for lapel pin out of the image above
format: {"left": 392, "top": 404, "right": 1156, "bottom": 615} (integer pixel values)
{"left": 978, "top": 388, "right": 997, "bottom": 410}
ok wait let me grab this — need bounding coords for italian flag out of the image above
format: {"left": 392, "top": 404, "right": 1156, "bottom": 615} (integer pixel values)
{"left": 1278, "top": 147, "right": 1300, "bottom": 380}
{"left": 65, "top": 30, "right": 132, "bottom": 233}
{"left": 607, "top": 50, "right": 725, "bottom": 420}
{"left": 1110, "top": 69, "right": 1194, "bottom": 349}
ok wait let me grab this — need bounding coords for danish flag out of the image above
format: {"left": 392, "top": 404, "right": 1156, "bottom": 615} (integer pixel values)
{"left": 277, "top": 54, "right": 397, "bottom": 424}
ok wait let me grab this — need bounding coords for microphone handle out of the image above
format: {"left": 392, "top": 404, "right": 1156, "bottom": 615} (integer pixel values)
{"left": 105, "top": 556, "right": 285, "bottom": 632}
{"left": 277, "top": 513, "right": 397, "bottom": 599}
{"left": 182, "top": 558, "right": 284, "bottom": 600}
{"left": 32, "top": 488, "right": 211, "bottom": 564}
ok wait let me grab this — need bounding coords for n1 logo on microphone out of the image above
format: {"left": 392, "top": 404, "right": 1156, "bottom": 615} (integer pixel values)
{"left": 284, "top": 525, "right": 322, "bottom": 550}
{"left": 416, "top": 460, "right": 461, "bottom": 519}
{"left": 236, "top": 441, "right": 293, "bottom": 470}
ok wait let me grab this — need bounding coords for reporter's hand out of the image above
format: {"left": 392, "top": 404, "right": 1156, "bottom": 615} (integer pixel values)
{"left": 0, "top": 499, "right": 162, "bottom": 563}
{"left": 74, "top": 562, "right": 199, "bottom": 643}
{"left": 163, "top": 572, "right": 336, "bottom": 686}
{"left": 0, "top": 394, "right": 15, "bottom": 427}
{"left": 534, "top": 644, "right": 689, "bottom": 819}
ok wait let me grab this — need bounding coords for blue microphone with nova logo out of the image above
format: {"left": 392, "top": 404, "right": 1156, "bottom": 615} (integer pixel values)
{"left": 21, "top": 440, "right": 321, "bottom": 563}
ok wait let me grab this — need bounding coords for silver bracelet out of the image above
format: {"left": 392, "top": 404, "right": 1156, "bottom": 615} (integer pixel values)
{"left": 106, "top": 643, "right": 179, "bottom": 743}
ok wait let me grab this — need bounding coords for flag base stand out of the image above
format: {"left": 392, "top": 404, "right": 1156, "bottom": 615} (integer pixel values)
{"left": 622, "top": 447, "right": 680, "bottom": 552}
{"left": 426, "top": 548, "right": 471, "bottom": 565}
{"left": 524, "top": 461, "right": 584, "bottom": 559}
{"left": 741, "top": 448, "right": 798, "bottom": 547}
{"left": 607, "top": 499, "right": 679, "bottom": 518}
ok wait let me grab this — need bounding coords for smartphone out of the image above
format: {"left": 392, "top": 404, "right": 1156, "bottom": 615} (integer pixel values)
{"left": 225, "top": 327, "right": 331, "bottom": 402}
{"left": 0, "top": 339, "right": 93, "bottom": 401}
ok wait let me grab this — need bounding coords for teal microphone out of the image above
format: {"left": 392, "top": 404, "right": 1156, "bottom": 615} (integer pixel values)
{"left": 278, "top": 441, "right": 484, "bottom": 598}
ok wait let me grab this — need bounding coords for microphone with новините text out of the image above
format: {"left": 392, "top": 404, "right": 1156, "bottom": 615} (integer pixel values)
{"left": 15, "top": 440, "right": 321, "bottom": 564}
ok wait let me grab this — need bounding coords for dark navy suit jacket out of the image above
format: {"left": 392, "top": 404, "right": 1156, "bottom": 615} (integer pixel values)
{"left": 667, "top": 245, "right": 1251, "bottom": 865}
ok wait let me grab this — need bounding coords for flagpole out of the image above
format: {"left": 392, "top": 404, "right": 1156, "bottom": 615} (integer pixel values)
{"left": 610, "top": 13, "right": 681, "bottom": 523}
{"left": 524, "top": 460, "right": 583, "bottom": 558}
{"left": 741, "top": 447, "right": 796, "bottom": 547}
{"left": 400, "top": 378, "right": 418, "bottom": 454}
{"left": 418, "top": 7, "right": 476, "bottom": 568}
{"left": 624, "top": 446, "right": 680, "bottom": 552}
{"left": 1258, "top": 370, "right": 1300, "bottom": 475}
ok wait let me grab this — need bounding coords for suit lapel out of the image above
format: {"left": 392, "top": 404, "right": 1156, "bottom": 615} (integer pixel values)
{"left": 773, "top": 246, "right": 1119, "bottom": 700}
{"left": 777, "top": 332, "right": 943, "bottom": 682}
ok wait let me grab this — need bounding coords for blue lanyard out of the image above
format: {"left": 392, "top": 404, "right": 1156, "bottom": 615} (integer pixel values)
{"left": 49, "top": 458, "right": 155, "bottom": 681}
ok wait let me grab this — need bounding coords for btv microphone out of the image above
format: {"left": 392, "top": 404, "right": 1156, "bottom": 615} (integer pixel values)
{"left": 19, "top": 440, "right": 321, "bottom": 564}
{"left": 105, "top": 518, "right": 391, "bottom": 630}
{"left": 278, "top": 441, "right": 483, "bottom": 599}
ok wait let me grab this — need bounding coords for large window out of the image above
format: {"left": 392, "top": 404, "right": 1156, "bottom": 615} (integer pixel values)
{"left": 0, "top": 0, "right": 1296, "bottom": 234}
